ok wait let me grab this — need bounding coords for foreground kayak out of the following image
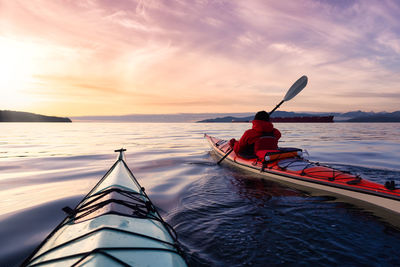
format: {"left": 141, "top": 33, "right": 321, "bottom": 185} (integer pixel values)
{"left": 22, "top": 149, "right": 188, "bottom": 267}
{"left": 205, "top": 134, "right": 400, "bottom": 216}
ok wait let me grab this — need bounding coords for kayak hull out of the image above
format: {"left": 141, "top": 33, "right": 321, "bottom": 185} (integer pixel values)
{"left": 23, "top": 151, "right": 187, "bottom": 267}
{"left": 205, "top": 134, "right": 400, "bottom": 218}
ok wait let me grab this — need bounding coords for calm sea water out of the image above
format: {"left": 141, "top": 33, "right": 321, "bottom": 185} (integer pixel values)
{"left": 1, "top": 122, "right": 400, "bottom": 266}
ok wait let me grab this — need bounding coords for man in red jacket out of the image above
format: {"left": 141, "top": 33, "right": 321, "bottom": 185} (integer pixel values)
{"left": 229, "top": 111, "right": 281, "bottom": 159}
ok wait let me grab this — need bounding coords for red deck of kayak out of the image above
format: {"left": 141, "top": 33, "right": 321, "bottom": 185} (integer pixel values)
{"left": 206, "top": 134, "right": 400, "bottom": 200}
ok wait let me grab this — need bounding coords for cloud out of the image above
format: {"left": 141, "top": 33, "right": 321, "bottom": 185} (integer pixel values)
{"left": 1, "top": 0, "right": 400, "bottom": 115}
{"left": 329, "top": 91, "right": 400, "bottom": 99}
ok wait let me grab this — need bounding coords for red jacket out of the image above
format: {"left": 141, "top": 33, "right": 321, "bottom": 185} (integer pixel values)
{"left": 233, "top": 120, "right": 281, "bottom": 157}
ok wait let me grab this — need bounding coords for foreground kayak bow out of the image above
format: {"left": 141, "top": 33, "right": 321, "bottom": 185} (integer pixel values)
{"left": 22, "top": 149, "right": 188, "bottom": 267}
{"left": 206, "top": 134, "right": 400, "bottom": 218}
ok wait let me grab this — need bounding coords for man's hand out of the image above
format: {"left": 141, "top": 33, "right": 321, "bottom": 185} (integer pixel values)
{"left": 229, "top": 138, "right": 236, "bottom": 148}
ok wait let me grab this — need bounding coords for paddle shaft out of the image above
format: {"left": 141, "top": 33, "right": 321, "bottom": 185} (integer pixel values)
{"left": 217, "top": 148, "right": 233, "bottom": 165}
{"left": 269, "top": 100, "right": 284, "bottom": 115}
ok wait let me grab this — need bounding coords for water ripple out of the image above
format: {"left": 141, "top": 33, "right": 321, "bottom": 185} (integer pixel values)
{"left": 1, "top": 123, "right": 400, "bottom": 266}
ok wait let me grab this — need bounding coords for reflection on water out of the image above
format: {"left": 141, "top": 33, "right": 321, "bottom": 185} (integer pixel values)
{"left": 0, "top": 122, "right": 400, "bottom": 266}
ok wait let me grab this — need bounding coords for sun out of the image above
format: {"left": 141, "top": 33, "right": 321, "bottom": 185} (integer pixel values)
{"left": 0, "top": 37, "right": 38, "bottom": 109}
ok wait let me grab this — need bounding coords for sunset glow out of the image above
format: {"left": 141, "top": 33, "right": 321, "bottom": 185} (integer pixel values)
{"left": 0, "top": 38, "right": 36, "bottom": 108}
{"left": 1, "top": 0, "right": 400, "bottom": 116}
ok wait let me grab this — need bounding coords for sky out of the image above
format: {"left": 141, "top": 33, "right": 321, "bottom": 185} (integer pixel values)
{"left": 1, "top": 0, "right": 400, "bottom": 116}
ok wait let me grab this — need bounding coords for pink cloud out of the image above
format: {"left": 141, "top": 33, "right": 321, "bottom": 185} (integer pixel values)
{"left": 1, "top": 0, "right": 400, "bottom": 115}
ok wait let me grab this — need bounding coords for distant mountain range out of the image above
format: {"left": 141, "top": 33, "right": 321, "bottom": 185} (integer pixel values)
{"left": 344, "top": 111, "right": 400, "bottom": 122}
{"left": 197, "top": 110, "right": 400, "bottom": 123}
{"left": 0, "top": 110, "right": 71, "bottom": 122}
{"left": 72, "top": 113, "right": 256, "bottom": 123}
{"left": 3, "top": 110, "right": 398, "bottom": 123}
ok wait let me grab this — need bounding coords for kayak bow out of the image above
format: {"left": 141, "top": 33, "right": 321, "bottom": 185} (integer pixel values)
{"left": 205, "top": 134, "right": 400, "bottom": 217}
{"left": 22, "top": 149, "right": 188, "bottom": 267}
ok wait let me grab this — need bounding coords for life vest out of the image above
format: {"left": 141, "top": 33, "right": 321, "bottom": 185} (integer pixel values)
{"left": 254, "top": 132, "right": 279, "bottom": 152}
{"left": 233, "top": 120, "right": 281, "bottom": 158}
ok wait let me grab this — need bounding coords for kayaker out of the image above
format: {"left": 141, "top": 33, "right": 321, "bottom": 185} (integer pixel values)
{"left": 229, "top": 111, "right": 281, "bottom": 159}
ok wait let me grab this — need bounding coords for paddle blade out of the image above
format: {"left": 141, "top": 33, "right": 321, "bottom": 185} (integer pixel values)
{"left": 284, "top": 75, "right": 308, "bottom": 101}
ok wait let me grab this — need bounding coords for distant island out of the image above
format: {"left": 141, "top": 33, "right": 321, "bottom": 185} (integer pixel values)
{"left": 70, "top": 110, "right": 400, "bottom": 123}
{"left": 345, "top": 111, "right": 400, "bottom": 122}
{"left": 197, "top": 111, "right": 400, "bottom": 123}
{"left": 201, "top": 115, "right": 334, "bottom": 123}
{"left": 0, "top": 110, "right": 72, "bottom": 122}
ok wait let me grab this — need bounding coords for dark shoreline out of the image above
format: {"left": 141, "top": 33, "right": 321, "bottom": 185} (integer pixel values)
{"left": 0, "top": 110, "right": 71, "bottom": 123}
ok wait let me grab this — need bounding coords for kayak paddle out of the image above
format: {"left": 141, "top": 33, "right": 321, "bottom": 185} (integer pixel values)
{"left": 269, "top": 75, "right": 308, "bottom": 115}
{"left": 217, "top": 75, "right": 308, "bottom": 165}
